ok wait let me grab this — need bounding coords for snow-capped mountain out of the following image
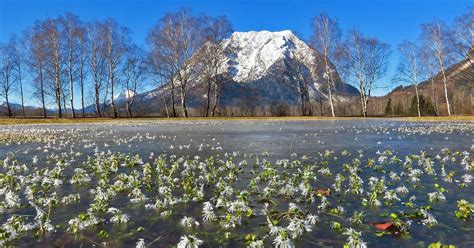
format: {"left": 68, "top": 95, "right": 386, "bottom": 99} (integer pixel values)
{"left": 223, "top": 30, "right": 311, "bottom": 83}
{"left": 118, "top": 30, "right": 358, "bottom": 114}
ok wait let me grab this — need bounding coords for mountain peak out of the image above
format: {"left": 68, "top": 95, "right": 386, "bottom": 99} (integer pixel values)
{"left": 223, "top": 30, "right": 311, "bottom": 83}
{"left": 230, "top": 30, "right": 296, "bottom": 40}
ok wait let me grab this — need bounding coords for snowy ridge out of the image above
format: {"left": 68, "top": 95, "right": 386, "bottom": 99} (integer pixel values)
{"left": 222, "top": 30, "right": 315, "bottom": 82}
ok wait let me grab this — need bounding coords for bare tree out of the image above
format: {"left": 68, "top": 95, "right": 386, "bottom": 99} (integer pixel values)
{"left": 147, "top": 28, "right": 177, "bottom": 117}
{"left": 10, "top": 35, "right": 26, "bottom": 117}
{"left": 0, "top": 43, "right": 16, "bottom": 117}
{"left": 77, "top": 24, "right": 88, "bottom": 117}
{"left": 87, "top": 21, "right": 107, "bottom": 117}
{"left": 43, "top": 18, "right": 65, "bottom": 117}
{"left": 421, "top": 21, "right": 454, "bottom": 115}
{"left": 122, "top": 45, "right": 146, "bottom": 118}
{"left": 396, "top": 41, "right": 423, "bottom": 117}
{"left": 24, "top": 24, "right": 48, "bottom": 118}
{"left": 62, "top": 13, "right": 82, "bottom": 118}
{"left": 198, "top": 16, "right": 233, "bottom": 117}
{"left": 148, "top": 9, "right": 204, "bottom": 118}
{"left": 287, "top": 45, "right": 312, "bottom": 116}
{"left": 420, "top": 46, "right": 440, "bottom": 115}
{"left": 311, "top": 13, "right": 342, "bottom": 117}
{"left": 104, "top": 18, "right": 129, "bottom": 118}
{"left": 341, "top": 29, "right": 391, "bottom": 117}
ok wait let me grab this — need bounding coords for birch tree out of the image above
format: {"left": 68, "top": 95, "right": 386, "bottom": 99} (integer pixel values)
{"left": 198, "top": 16, "right": 233, "bottom": 117}
{"left": 420, "top": 46, "right": 439, "bottom": 115}
{"left": 24, "top": 24, "right": 48, "bottom": 118}
{"left": 87, "top": 21, "right": 107, "bottom": 117}
{"left": 147, "top": 26, "right": 177, "bottom": 117}
{"left": 104, "top": 18, "right": 129, "bottom": 118}
{"left": 62, "top": 13, "right": 81, "bottom": 118}
{"left": 43, "top": 18, "right": 65, "bottom": 117}
{"left": 8, "top": 36, "right": 26, "bottom": 117}
{"left": 123, "top": 45, "right": 145, "bottom": 118}
{"left": 0, "top": 43, "right": 16, "bottom": 117}
{"left": 148, "top": 9, "right": 204, "bottom": 117}
{"left": 342, "top": 29, "right": 390, "bottom": 117}
{"left": 311, "top": 13, "right": 342, "bottom": 117}
{"left": 396, "top": 41, "right": 423, "bottom": 117}
{"left": 77, "top": 24, "right": 88, "bottom": 117}
{"left": 421, "top": 21, "right": 454, "bottom": 115}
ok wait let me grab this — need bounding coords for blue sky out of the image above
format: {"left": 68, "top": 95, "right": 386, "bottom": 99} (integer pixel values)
{"left": 0, "top": 0, "right": 472, "bottom": 105}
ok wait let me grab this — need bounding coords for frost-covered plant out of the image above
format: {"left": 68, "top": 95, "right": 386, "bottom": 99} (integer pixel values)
{"left": 342, "top": 228, "right": 367, "bottom": 248}
{"left": 180, "top": 216, "right": 199, "bottom": 228}
{"left": 108, "top": 207, "right": 130, "bottom": 224}
{"left": 177, "top": 235, "right": 203, "bottom": 248}
{"left": 455, "top": 199, "right": 473, "bottom": 221}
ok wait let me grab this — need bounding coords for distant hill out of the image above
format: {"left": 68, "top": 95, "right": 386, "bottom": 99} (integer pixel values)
{"left": 381, "top": 57, "right": 473, "bottom": 115}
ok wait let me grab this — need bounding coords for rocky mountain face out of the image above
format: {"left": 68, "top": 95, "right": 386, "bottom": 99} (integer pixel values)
{"left": 133, "top": 30, "right": 358, "bottom": 115}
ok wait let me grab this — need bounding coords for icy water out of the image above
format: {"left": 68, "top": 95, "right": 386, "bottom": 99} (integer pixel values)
{"left": 0, "top": 119, "right": 473, "bottom": 247}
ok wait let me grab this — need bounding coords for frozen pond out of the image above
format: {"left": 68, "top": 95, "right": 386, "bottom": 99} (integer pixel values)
{"left": 0, "top": 119, "right": 473, "bottom": 247}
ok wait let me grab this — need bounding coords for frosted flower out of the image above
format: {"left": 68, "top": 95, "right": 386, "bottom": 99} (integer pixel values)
{"left": 202, "top": 201, "right": 216, "bottom": 222}
{"left": 288, "top": 203, "right": 301, "bottom": 212}
{"left": 383, "top": 190, "right": 400, "bottom": 202}
{"left": 305, "top": 214, "right": 319, "bottom": 225}
{"left": 273, "top": 234, "right": 295, "bottom": 248}
{"left": 461, "top": 174, "right": 473, "bottom": 184}
{"left": 5, "top": 190, "right": 21, "bottom": 209}
{"left": 110, "top": 212, "right": 130, "bottom": 224}
{"left": 129, "top": 188, "right": 148, "bottom": 203}
{"left": 61, "top": 193, "right": 81, "bottom": 205}
{"left": 420, "top": 209, "right": 438, "bottom": 226}
{"left": 287, "top": 218, "right": 312, "bottom": 238}
{"left": 389, "top": 172, "right": 401, "bottom": 182}
{"left": 395, "top": 186, "right": 409, "bottom": 194}
{"left": 269, "top": 225, "right": 284, "bottom": 236}
{"left": 343, "top": 228, "right": 367, "bottom": 248}
{"left": 180, "top": 216, "right": 199, "bottom": 228}
{"left": 32, "top": 155, "right": 38, "bottom": 164}
{"left": 248, "top": 239, "right": 264, "bottom": 248}
{"left": 135, "top": 238, "right": 146, "bottom": 248}
{"left": 177, "top": 235, "right": 203, "bottom": 248}
{"left": 349, "top": 211, "right": 364, "bottom": 225}
{"left": 428, "top": 191, "right": 446, "bottom": 202}
{"left": 318, "top": 196, "right": 330, "bottom": 210}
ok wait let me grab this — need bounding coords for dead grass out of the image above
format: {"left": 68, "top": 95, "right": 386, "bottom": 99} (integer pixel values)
{"left": 393, "top": 116, "right": 474, "bottom": 122}
{"left": 0, "top": 118, "right": 113, "bottom": 125}
{"left": 0, "top": 115, "right": 472, "bottom": 125}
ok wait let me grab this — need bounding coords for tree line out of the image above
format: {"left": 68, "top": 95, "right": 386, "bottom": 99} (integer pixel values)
{"left": 0, "top": 8, "right": 472, "bottom": 118}
{"left": 0, "top": 10, "right": 233, "bottom": 118}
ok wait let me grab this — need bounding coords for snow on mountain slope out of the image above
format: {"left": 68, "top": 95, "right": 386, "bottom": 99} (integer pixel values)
{"left": 222, "top": 30, "right": 314, "bottom": 83}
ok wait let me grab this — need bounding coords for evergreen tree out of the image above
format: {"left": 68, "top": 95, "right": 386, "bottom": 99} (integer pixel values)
{"left": 394, "top": 101, "right": 404, "bottom": 116}
{"left": 410, "top": 94, "right": 436, "bottom": 116}
{"left": 409, "top": 95, "right": 419, "bottom": 116}
{"left": 385, "top": 98, "right": 393, "bottom": 116}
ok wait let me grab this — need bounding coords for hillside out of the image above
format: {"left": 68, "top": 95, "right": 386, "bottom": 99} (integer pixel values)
{"left": 378, "top": 58, "right": 473, "bottom": 116}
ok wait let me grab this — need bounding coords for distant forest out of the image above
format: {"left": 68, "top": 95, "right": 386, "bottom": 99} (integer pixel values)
{"left": 0, "top": 8, "right": 472, "bottom": 118}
